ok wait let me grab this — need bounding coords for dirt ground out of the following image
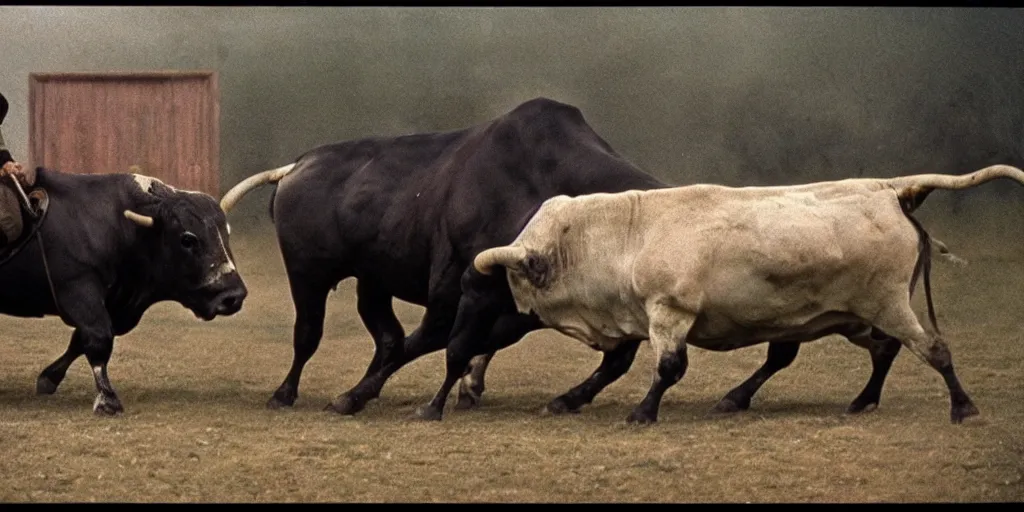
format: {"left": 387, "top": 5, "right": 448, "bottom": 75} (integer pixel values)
{"left": 0, "top": 230, "right": 1022, "bottom": 503}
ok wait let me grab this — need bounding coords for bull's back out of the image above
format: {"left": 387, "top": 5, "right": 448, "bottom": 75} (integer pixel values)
{"left": 635, "top": 188, "right": 921, "bottom": 334}
{"left": 271, "top": 130, "right": 471, "bottom": 284}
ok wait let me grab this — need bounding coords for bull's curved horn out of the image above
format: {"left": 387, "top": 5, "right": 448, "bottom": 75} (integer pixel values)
{"left": 220, "top": 163, "right": 296, "bottom": 213}
{"left": 473, "top": 246, "right": 528, "bottom": 275}
{"left": 123, "top": 210, "right": 155, "bottom": 228}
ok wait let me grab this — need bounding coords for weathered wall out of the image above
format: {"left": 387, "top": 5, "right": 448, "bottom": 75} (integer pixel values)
{"left": 1, "top": 7, "right": 1022, "bottom": 252}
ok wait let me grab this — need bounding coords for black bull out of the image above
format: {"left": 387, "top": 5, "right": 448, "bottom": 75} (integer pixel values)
{"left": 0, "top": 169, "right": 248, "bottom": 414}
{"left": 222, "top": 97, "right": 921, "bottom": 419}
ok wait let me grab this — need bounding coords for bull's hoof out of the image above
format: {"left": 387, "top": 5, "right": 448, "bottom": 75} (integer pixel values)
{"left": 626, "top": 409, "right": 657, "bottom": 425}
{"left": 712, "top": 397, "right": 749, "bottom": 414}
{"left": 92, "top": 394, "right": 124, "bottom": 416}
{"left": 454, "top": 391, "right": 481, "bottom": 411}
{"left": 36, "top": 376, "right": 59, "bottom": 395}
{"left": 412, "top": 404, "right": 444, "bottom": 422}
{"left": 545, "top": 396, "right": 582, "bottom": 415}
{"left": 951, "top": 402, "right": 980, "bottom": 424}
{"left": 846, "top": 400, "right": 879, "bottom": 415}
{"left": 266, "top": 391, "right": 296, "bottom": 410}
{"left": 325, "top": 394, "right": 364, "bottom": 416}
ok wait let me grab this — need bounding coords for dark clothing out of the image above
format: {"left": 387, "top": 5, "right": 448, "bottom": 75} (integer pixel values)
{"left": 0, "top": 92, "right": 25, "bottom": 246}
{"left": 0, "top": 92, "right": 12, "bottom": 167}
{"left": 0, "top": 91, "right": 9, "bottom": 165}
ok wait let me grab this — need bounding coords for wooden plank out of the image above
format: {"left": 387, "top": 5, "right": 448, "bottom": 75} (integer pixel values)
{"left": 208, "top": 71, "right": 220, "bottom": 195}
{"left": 27, "top": 75, "right": 40, "bottom": 169}
{"left": 27, "top": 71, "right": 219, "bottom": 195}
{"left": 30, "top": 70, "right": 216, "bottom": 82}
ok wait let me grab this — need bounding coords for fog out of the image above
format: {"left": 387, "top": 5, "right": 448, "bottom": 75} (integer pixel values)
{"left": 1, "top": 7, "right": 1022, "bottom": 249}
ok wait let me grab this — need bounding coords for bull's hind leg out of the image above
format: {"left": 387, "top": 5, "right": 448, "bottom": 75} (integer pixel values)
{"left": 455, "top": 353, "right": 495, "bottom": 410}
{"left": 325, "top": 280, "right": 406, "bottom": 415}
{"left": 869, "top": 303, "right": 979, "bottom": 424}
{"left": 267, "top": 270, "right": 336, "bottom": 409}
{"left": 547, "top": 340, "right": 643, "bottom": 415}
{"left": 36, "top": 330, "right": 86, "bottom": 395}
{"left": 712, "top": 342, "right": 800, "bottom": 414}
{"left": 845, "top": 329, "right": 902, "bottom": 414}
{"left": 628, "top": 304, "right": 695, "bottom": 425}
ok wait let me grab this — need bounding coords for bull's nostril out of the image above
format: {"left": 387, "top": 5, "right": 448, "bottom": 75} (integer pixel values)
{"left": 218, "top": 294, "right": 243, "bottom": 313}
{"left": 212, "top": 288, "right": 246, "bottom": 315}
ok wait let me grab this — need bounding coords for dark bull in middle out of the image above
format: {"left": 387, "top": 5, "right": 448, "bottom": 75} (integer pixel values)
{"left": 221, "top": 97, "right": 968, "bottom": 420}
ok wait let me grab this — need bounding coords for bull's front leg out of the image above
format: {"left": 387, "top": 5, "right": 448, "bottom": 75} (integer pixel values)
{"left": 36, "top": 330, "right": 86, "bottom": 395}
{"left": 53, "top": 279, "right": 124, "bottom": 415}
{"left": 547, "top": 340, "right": 642, "bottom": 415}
{"left": 628, "top": 306, "right": 695, "bottom": 424}
{"left": 412, "top": 300, "right": 504, "bottom": 421}
{"left": 455, "top": 353, "right": 495, "bottom": 410}
{"left": 454, "top": 314, "right": 541, "bottom": 411}
{"left": 414, "top": 269, "right": 537, "bottom": 421}
{"left": 85, "top": 338, "right": 123, "bottom": 416}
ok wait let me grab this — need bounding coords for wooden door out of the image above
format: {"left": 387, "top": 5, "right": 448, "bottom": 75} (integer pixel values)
{"left": 28, "top": 71, "right": 220, "bottom": 196}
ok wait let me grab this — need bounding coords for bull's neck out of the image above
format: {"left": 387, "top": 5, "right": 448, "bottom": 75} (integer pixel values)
{"left": 109, "top": 243, "right": 170, "bottom": 314}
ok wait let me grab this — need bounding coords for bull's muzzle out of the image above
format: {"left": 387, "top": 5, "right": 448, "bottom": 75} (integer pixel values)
{"left": 213, "top": 287, "right": 247, "bottom": 316}
{"left": 195, "top": 272, "right": 248, "bottom": 321}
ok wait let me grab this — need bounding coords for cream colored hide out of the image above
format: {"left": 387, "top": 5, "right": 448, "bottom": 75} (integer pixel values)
{"left": 474, "top": 165, "right": 1024, "bottom": 373}
{"left": 495, "top": 185, "right": 925, "bottom": 356}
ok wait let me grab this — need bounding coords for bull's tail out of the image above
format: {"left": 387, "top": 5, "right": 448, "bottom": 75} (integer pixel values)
{"left": 891, "top": 164, "right": 1024, "bottom": 212}
{"left": 219, "top": 163, "right": 296, "bottom": 214}
{"left": 931, "top": 236, "right": 969, "bottom": 267}
{"left": 904, "top": 212, "right": 940, "bottom": 335}
{"left": 473, "top": 246, "right": 528, "bottom": 275}
{"left": 268, "top": 185, "right": 279, "bottom": 221}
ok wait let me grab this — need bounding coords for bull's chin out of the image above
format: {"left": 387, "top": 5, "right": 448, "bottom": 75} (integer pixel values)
{"left": 185, "top": 305, "right": 218, "bottom": 322}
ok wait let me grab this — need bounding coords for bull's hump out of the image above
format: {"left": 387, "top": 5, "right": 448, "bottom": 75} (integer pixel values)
{"left": 504, "top": 97, "right": 586, "bottom": 127}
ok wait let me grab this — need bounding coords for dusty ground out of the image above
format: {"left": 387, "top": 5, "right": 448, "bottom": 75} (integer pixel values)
{"left": 0, "top": 230, "right": 1022, "bottom": 503}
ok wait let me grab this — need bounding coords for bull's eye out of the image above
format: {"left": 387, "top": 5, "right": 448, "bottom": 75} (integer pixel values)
{"left": 180, "top": 232, "right": 199, "bottom": 250}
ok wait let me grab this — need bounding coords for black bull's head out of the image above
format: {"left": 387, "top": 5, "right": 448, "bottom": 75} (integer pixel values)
{"left": 122, "top": 179, "right": 248, "bottom": 321}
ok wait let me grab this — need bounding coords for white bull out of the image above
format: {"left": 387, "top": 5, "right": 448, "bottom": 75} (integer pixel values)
{"left": 422, "top": 165, "right": 1024, "bottom": 424}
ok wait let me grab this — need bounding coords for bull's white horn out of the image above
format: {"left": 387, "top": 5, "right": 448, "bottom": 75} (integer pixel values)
{"left": 124, "top": 209, "right": 155, "bottom": 228}
{"left": 473, "top": 246, "right": 529, "bottom": 275}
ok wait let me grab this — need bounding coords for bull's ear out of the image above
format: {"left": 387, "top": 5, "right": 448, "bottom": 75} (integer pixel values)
{"left": 521, "top": 253, "right": 551, "bottom": 289}
{"left": 123, "top": 210, "right": 155, "bottom": 228}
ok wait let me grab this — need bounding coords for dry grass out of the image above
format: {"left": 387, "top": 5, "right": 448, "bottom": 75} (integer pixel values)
{"left": 1, "top": 231, "right": 1022, "bottom": 503}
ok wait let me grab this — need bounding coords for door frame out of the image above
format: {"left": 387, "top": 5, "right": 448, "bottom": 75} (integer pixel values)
{"left": 28, "top": 70, "right": 220, "bottom": 192}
